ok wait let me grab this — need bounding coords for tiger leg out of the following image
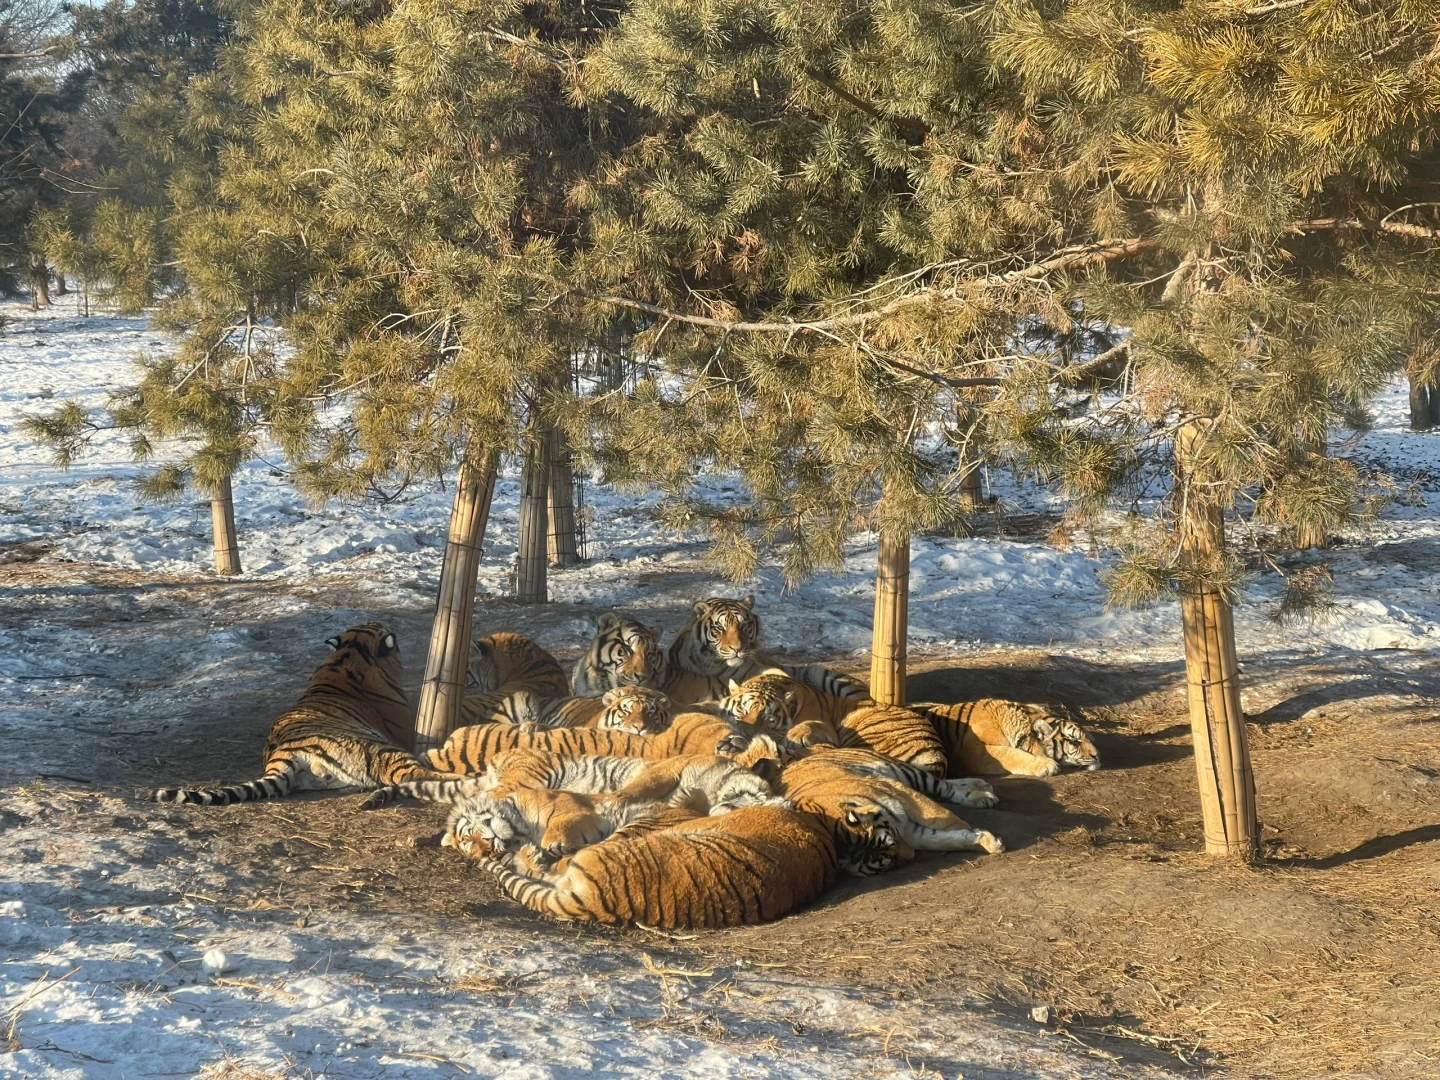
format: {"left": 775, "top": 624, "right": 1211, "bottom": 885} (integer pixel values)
{"left": 539, "top": 811, "right": 612, "bottom": 863}
{"left": 889, "top": 792, "right": 1005, "bottom": 855}
{"left": 956, "top": 742, "right": 1059, "bottom": 778}
{"left": 786, "top": 720, "right": 842, "bottom": 747}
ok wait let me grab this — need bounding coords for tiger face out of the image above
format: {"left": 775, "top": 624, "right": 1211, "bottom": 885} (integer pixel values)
{"left": 443, "top": 797, "right": 524, "bottom": 858}
{"left": 1030, "top": 711, "right": 1100, "bottom": 771}
{"left": 596, "top": 613, "right": 666, "bottom": 686}
{"left": 722, "top": 672, "right": 797, "bottom": 734}
{"left": 835, "top": 803, "right": 910, "bottom": 876}
{"left": 690, "top": 596, "right": 759, "bottom": 665}
{"left": 597, "top": 685, "right": 673, "bottom": 734}
{"left": 705, "top": 768, "right": 790, "bottom": 816}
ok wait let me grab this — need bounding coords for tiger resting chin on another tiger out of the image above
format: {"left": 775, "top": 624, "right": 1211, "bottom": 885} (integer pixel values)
{"left": 150, "top": 622, "right": 459, "bottom": 805}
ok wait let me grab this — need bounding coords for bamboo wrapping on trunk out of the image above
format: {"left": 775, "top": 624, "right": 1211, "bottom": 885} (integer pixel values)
{"left": 211, "top": 474, "right": 241, "bottom": 576}
{"left": 413, "top": 454, "right": 499, "bottom": 752}
{"left": 1177, "top": 422, "right": 1258, "bottom": 859}
{"left": 869, "top": 531, "right": 910, "bottom": 706}
{"left": 546, "top": 426, "right": 579, "bottom": 567}
{"left": 516, "top": 430, "right": 550, "bottom": 603}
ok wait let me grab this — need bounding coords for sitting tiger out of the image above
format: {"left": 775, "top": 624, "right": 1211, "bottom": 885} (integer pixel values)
{"left": 779, "top": 751, "right": 1005, "bottom": 873}
{"left": 918, "top": 700, "right": 1100, "bottom": 777}
{"left": 151, "top": 623, "right": 459, "bottom": 805}
{"left": 724, "top": 670, "right": 948, "bottom": 777}
{"left": 467, "top": 632, "right": 570, "bottom": 697}
{"left": 458, "top": 685, "right": 674, "bottom": 735}
{"left": 466, "top": 805, "right": 838, "bottom": 929}
{"left": 570, "top": 613, "right": 669, "bottom": 696}
{"left": 663, "top": 596, "right": 867, "bottom": 704}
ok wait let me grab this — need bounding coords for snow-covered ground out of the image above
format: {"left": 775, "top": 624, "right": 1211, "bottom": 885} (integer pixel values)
{"left": 3, "top": 301, "right": 1438, "bottom": 1078}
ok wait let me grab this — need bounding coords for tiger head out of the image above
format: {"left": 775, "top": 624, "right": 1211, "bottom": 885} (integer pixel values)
{"left": 442, "top": 796, "right": 525, "bottom": 859}
{"left": 834, "top": 801, "right": 912, "bottom": 876}
{"left": 690, "top": 760, "right": 791, "bottom": 816}
{"left": 593, "top": 613, "right": 667, "bottom": 687}
{"left": 685, "top": 595, "right": 760, "bottom": 667}
{"left": 721, "top": 671, "right": 798, "bottom": 734}
{"left": 318, "top": 623, "right": 407, "bottom": 735}
{"left": 1028, "top": 707, "right": 1100, "bottom": 771}
{"left": 467, "top": 632, "right": 566, "bottom": 696}
{"left": 597, "top": 685, "right": 674, "bottom": 734}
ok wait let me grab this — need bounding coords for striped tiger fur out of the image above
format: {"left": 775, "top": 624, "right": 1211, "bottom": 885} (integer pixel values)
{"left": 477, "top": 805, "right": 837, "bottom": 928}
{"left": 571, "top": 613, "right": 669, "bottom": 696}
{"left": 418, "top": 710, "right": 751, "bottom": 778}
{"left": 664, "top": 595, "right": 867, "bottom": 703}
{"left": 779, "top": 753, "right": 1005, "bottom": 872}
{"left": 918, "top": 700, "right": 1100, "bottom": 777}
{"left": 798, "top": 747, "right": 998, "bottom": 808}
{"left": 468, "top": 632, "right": 570, "bottom": 697}
{"left": 722, "top": 671, "right": 947, "bottom": 776}
{"left": 441, "top": 787, "right": 661, "bottom": 862}
{"left": 457, "top": 685, "right": 674, "bottom": 734}
{"left": 151, "top": 623, "right": 458, "bottom": 806}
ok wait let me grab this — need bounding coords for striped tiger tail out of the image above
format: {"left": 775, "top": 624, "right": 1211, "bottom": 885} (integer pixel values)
{"left": 152, "top": 762, "right": 295, "bottom": 806}
{"left": 487, "top": 861, "right": 597, "bottom": 922}
{"left": 361, "top": 776, "right": 490, "bottom": 810}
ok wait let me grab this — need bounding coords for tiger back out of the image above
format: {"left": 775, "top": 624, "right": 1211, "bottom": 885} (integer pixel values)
{"left": 919, "top": 700, "right": 1100, "bottom": 777}
{"left": 837, "top": 704, "right": 948, "bottom": 777}
{"left": 480, "top": 805, "right": 837, "bottom": 929}
{"left": 456, "top": 685, "right": 673, "bottom": 734}
{"left": 151, "top": 623, "right": 458, "bottom": 806}
{"left": 469, "top": 632, "right": 570, "bottom": 697}
{"left": 571, "top": 613, "right": 669, "bottom": 696}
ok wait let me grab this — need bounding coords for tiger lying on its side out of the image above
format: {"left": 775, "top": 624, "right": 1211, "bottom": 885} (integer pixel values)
{"left": 724, "top": 670, "right": 949, "bottom": 777}
{"left": 779, "top": 751, "right": 1005, "bottom": 874}
{"left": 465, "top": 805, "right": 839, "bottom": 929}
{"left": 918, "top": 700, "right": 1100, "bottom": 777}
{"left": 151, "top": 623, "right": 459, "bottom": 805}
{"left": 664, "top": 596, "right": 870, "bottom": 704}
{"left": 458, "top": 685, "right": 674, "bottom": 735}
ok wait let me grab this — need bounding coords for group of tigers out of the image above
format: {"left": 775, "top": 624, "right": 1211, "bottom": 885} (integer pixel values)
{"left": 153, "top": 596, "right": 1101, "bottom": 929}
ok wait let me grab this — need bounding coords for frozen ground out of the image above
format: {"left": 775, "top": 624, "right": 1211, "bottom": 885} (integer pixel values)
{"left": 2, "top": 301, "right": 1438, "bottom": 1078}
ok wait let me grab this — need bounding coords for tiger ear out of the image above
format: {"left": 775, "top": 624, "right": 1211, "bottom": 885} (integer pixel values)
{"left": 472, "top": 639, "right": 491, "bottom": 657}
{"left": 325, "top": 635, "right": 342, "bottom": 650}
{"left": 602, "top": 688, "right": 622, "bottom": 706}
{"left": 739, "top": 594, "right": 754, "bottom": 610}
{"left": 597, "top": 612, "right": 621, "bottom": 631}
{"left": 1031, "top": 717, "right": 1056, "bottom": 740}
{"left": 748, "top": 757, "right": 782, "bottom": 786}
{"left": 728, "top": 678, "right": 742, "bottom": 694}
{"left": 693, "top": 600, "right": 709, "bottom": 617}
{"left": 378, "top": 632, "right": 397, "bottom": 656}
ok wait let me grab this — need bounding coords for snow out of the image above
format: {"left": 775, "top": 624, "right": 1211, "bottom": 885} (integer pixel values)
{"left": 3, "top": 300, "right": 1439, "bottom": 1077}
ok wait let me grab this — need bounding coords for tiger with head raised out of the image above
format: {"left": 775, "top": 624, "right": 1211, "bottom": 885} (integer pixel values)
{"left": 663, "top": 596, "right": 868, "bottom": 704}
{"left": 459, "top": 685, "right": 674, "bottom": 734}
{"left": 918, "top": 700, "right": 1101, "bottom": 777}
{"left": 467, "top": 632, "right": 570, "bottom": 697}
{"left": 151, "top": 623, "right": 459, "bottom": 805}
{"left": 464, "top": 804, "right": 838, "bottom": 929}
{"left": 571, "top": 613, "right": 669, "bottom": 696}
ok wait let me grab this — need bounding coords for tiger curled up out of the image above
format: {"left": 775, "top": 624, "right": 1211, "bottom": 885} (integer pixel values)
{"left": 151, "top": 622, "right": 459, "bottom": 805}
{"left": 918, "top": 700, "right": 1100, "bottom": 777}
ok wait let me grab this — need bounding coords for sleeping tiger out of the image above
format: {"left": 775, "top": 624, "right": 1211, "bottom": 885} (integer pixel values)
{"left": 571, "top": 613, "right": 669, "bottom": 696}
{"left": 779, "top": 752, "right": 1005, "bottom": 872}
{"left": 458, "top": 685, "right": 674, "bottom": 734}
{"left": 664, "top": 596, "right": 867, "bottom": 704}
{"left": 724, "top": 670, "right": 948, "bottom": 777}
{"left": 151, "top": 623, "right": 459, "bottom": 805}
{"left": 467, "top": 632, "right": 570, "bottom": 697}
{"left": 470, "top": 805, "right": 838, "bottom": 929}
{"left": 918, "top": 700, "right": 1100, "bottom": 777}
{"left": 440, "top": 787, "right": 660, "bottom": 863}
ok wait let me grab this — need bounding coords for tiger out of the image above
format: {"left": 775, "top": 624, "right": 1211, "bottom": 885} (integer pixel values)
{"left": 663, "top": 595, "right": 868, "bottom": 704}
{"left": 150, "top": 623, "right": 459, "bottom": 805}
{"left": 723, "top": 671, "right": 948, "bottom": 776}
{"left": 458, "top": 685, "right": 674, "bottom": 734}
{"left": 779, "top": 753, "right": 1005, "bottom": 872}
{"left": 467, "top": 632, "right": 570, "bottom": 697}
{"left": 571, "top": 613, "right": 669, "bottom": 696}
{"left": 440, "top": 787, "right": 660, "bottom": 864}
{"left": 796, "top": 746, "right": 998, "bottom": 809}
{"left": 469, "top": 805, "right": 838, "bottom": 929}
{"left": 918, "top": 700, "right": 1101, "bottom": 777}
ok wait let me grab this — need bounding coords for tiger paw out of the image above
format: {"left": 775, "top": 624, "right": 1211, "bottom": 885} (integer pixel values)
{"left": 976, "top": 831, "right": 1005, "bottom": 855}
{"left": 716, "top": 733, "right": 752, "bottom": 757}
{"left": 360, "top": 787, "right": 399, "bottom": 810}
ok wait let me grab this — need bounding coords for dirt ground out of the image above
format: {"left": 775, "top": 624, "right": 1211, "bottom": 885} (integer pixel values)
{"left": 5, "top": 558, "right": 1439, "bottom": 1078}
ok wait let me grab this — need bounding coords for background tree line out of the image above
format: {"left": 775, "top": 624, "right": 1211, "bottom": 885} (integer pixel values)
{"left": 21, "top": 0, "right": 1440, "bottom": 859}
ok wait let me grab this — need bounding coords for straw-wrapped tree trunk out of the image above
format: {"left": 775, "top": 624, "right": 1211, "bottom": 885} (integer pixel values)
{"left": 413, "top": 453, "right": 500, "bottom": 752}
{"left": 210, "top": 474, "right": 242, "bottom": 575}
{"left": 546, "top": 426, "right": 579, "bottom": 567}
{"left": 516, "top": 427, "right": 550, "bottom": 603}
{"left": 869, "top": 531, "right": 910, "bottom": 706}
{"left": 1176, "top": 422, "right": 1257, "bottom": 859}
{"left": 1409, "top": 375, "right": 1439, "bottom": 432}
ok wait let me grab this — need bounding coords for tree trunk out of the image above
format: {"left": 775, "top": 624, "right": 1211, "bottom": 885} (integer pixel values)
{"left": 1408, "top": 376, "right": 1434, "bottom": 431}
{"left": 1296, "top": 436, "right": 1327, "bottom": 550}
{"left": 546, "top": 426, "right": 580, "bottom": 567}
{"left": 959, "top": 460, "right": 984, "bottom": 509}
{"left": 210, "top": 474, "right": 242, "bottom": 576}
{"left": 516, "top": 428, "right": 550, "bottom": 603}
{"left": 28, "top": 254, "right": 50, "bottom": 309}
{"left": 413, "top": 453, "right": 500, "bottom": 753}
{"left": 1176, "top": 422, "right": 1258, "bottom": 860}
{"left": 54, "top": 273, "right": 67, "bottom": 296}
{"left": 869, "top": 531, "right": 910, "bottom": 706}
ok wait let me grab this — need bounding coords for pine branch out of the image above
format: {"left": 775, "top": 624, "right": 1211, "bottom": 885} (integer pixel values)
{"left": 800, "top": 68, "right": 929, "bottom": 136}
{"left": 1292, "top": 217, "right": 1440, "bottom": 241}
